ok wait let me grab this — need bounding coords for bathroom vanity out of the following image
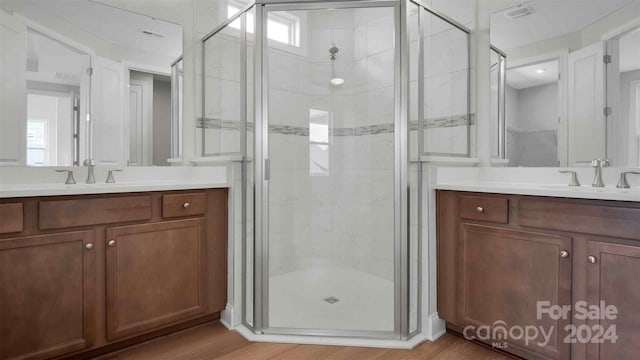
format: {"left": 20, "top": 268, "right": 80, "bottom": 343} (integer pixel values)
{"left": 0, "top": 186, "right": 228, "bottom": 360}
{"left": 437, "top": 189, "right": 640, "bottom": 360}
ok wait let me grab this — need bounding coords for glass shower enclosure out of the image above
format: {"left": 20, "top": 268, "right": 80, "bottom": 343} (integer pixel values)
{"left": 202, "top": 0, "right": 470, "bottom": 340}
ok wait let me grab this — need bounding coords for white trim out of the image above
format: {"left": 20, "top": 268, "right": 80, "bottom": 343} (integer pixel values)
{"left": 424, "top": 313, "right": 446, "bottom": 341}
{"left": 122, "top": 61, "right": 171, "bottom": 77}
{"left": 490, "top": 158, "right": 510, "bottom": 166}
{"left": 221, "top": 304, "right": 234, "bottom": 329}
{"left": 420, "top": 156, "right": 480, "bottom": 165}
{"left": 13, "top": 13, "right": 95, "bottom": 56}
{"left": 600, "top": 16, "right": 640, "bottom": 42}
{"left": 234, "top": 325, "right": 430, "bottom": 349}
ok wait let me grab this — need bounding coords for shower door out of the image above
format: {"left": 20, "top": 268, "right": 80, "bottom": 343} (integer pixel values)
{"left": 256, "top": 1, "right": 404, "bottom": 337}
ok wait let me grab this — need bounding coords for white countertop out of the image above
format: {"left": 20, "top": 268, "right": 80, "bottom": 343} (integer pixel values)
{"left": 434, "top": 167, "right": 640, "bottom": 202}
{"left": 436, "top": 182, "right": 640, "bottom": 202}
{"left": 0, "top": 166, "right": 230, "bottom": 198}
{"left": 0, "top": 181, "right": 229, "bottom": 198}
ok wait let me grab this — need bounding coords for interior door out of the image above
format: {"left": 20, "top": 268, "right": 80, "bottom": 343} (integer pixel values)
{"left": 0, "top": 10, "right": 27, "bottom": 165}
{"left": 568, "top": 41, "right": 606, "bottom": 166}
{"left": 92, "top": 56, "right": 124, "bottom": 165}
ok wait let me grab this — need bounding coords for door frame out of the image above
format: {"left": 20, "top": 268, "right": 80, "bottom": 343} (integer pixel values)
{"left": 505, "top": 50, "right": 568, "bottom": 167}
{"left": 253, "top": 0, "right": 405, "bottom": 340}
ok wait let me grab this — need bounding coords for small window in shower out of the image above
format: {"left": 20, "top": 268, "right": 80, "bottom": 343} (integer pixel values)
{"left": 228, "top": 1, "right": 299, "bottom": 47}
{"left": 309, "top": 109, "right": 330, "bottom": 176}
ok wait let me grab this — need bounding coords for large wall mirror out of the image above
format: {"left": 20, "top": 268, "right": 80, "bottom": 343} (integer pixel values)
{"left": 0, "top": 0, "right": 183, "bottom": 167}
{"left": 490, "top": 0, "right": 640, "bottom": 167}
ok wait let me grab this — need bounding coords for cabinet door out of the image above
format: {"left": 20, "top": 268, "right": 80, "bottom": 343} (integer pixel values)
{"left": 105, "top": 219, "right": 207, "bottom": 340}
{"left": 0, "top": 231, "right": 95, "bottom": 360}
{"left": 458, "top": 224, "right": 572, "bottom": 360}
{"left": 586, "top": 241, "right": 640, "bottom": 360}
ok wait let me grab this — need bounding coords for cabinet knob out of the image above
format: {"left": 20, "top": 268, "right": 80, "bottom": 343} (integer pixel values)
{"left": 560, "top": 250, "right": 569, "bottom": 258}
{"left": 85, "top": 243, "right": 93, "bottom": 250}
{"left": 108, "top": 240, "right": 116, "bottom": 247}
{"left": 183, "top": 202, "right": 190, "bottom": 209}
{"left": 588, "top": 255, "right": 598, "bottom": 264}
{"left": 476, "top": 206, "right": 484, "bottom": 213}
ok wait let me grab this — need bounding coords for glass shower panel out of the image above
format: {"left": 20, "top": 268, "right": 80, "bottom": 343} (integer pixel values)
{"left": 202, "top": 22, "right": 242, "bottom": 156}
{"left": 266, "top": 5, "right": 396, "bottom": 333}
{"left": 422, "top": 9, "right": 469, "bottom": 156}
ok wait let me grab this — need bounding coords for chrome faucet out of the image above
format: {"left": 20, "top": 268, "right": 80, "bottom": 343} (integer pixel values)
{"left": 83, "top": 159, "right": 96, "bottom": 184}
{"left": 617, "top": 170, "right": 640, "bottom": 188}
{"left": 55, "top": 169, "right": 76, "bottom": 184}
{"left": 591, "top": 159, "right": 610, "bottom": 187}
{"left": 559, "top": 170, "right": 580, "bottom": 186}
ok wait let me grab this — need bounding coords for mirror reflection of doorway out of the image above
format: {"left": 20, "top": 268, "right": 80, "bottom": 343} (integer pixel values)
{"left": 506, "top": 59, "right": 561, "bottom": 167}
{"left": 612, "top": 26, "right": 640, "bottom": 167}
{"left": 127, "top": 70, "right": 172, "bottom": 166}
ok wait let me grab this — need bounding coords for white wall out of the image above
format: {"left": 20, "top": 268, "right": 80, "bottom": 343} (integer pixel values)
{"left": 513, "top": 82, "right": 558, "bottom": 132}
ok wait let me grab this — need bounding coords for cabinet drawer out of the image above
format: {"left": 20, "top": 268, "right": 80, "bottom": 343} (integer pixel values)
{"left": 458, "top": 195, "right": 508, "bottom": 224}
{"left": 162, "top": 193, "right": 206, "bottom": 218}
{"left": 519, "top": 199, "right": 640, "bottom": 239}
{"left": 40, "top": 196, "right": 152, "bottom": 229}
{"left": 0, "top": 203, "right": 23, "bottom": 234}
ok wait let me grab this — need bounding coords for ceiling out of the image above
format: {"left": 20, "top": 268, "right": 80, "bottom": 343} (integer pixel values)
{"left": 0, "top": 0, "right": 182, "bottom": 60}
{"left": 507, "top": 60, "right": 559, "bottom": 89}
{"left": 491, "top": 0, "right": 634, "bottom": 51}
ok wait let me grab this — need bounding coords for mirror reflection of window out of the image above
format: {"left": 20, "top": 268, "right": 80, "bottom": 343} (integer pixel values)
{"left": 25, "top": 29, "right": 88, "bottom": 167}
{"left": 309, "top": 109, "right": 330, "bottom": 176}
{"left": 227, "top": 1, "right": 300, "bottom": 47}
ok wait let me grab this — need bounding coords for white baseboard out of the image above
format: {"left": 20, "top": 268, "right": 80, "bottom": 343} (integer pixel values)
{"left": 220, "top": 303, "right": 234, "bottom": 330}
{"left": 425, "top": 313, "right": 446, "bottom": 341}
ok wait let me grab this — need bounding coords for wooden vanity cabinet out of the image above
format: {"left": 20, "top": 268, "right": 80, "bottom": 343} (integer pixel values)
{"left": 105, "top": 219, "right": 208, "bottom": 340}
{"left": 0, "top": 231, "right": 95, "bottom": 360}
{"left": 437, "top": 190, "right": 640, "bottom": 360}
{"left": 0, "top": 188, "right": 228, "bottom": 360}
{"left": 583, "top": 240, "right": 640, "bottom": 360}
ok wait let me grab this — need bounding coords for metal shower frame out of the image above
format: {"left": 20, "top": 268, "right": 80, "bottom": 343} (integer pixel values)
{"left": 201, "top": 0, "right": 471, "bottom": 341}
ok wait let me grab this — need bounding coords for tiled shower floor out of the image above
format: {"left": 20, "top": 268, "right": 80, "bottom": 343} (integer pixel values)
{"left": 268, "top": 267, "right": 394, "bottom": 332}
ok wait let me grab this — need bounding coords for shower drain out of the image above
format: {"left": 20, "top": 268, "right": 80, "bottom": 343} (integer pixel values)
{"left": 323, "top": 296, "right": 340, "bottom": 304}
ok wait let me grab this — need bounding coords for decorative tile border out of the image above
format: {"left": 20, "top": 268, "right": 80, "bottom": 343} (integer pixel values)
{"left": 198, "top": 113, "right": 475, "bottom": 135}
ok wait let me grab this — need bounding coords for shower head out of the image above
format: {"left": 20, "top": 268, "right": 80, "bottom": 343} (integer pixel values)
{"left": 329, "top": 43, "right": 339, "bottom": 61}
{"left": 329, "top": 43, "right": 344, "bottom": 86}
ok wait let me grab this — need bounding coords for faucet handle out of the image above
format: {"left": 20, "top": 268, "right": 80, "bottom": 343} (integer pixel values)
{"left": 106, "top": 169, "right": 123, "bottom": 184}
{"left": 591, "top": 159, "right": 610, "bottom": 167}
{"left": 55, "top": 169, "right": 76, "bottom": 185}
{"left": 616, "top": 171, "right": 640, "bottom": 189}
{"left": 559, "top": 170, "right": 580, "bottom": 187}
{"left": 83, "top": 158, "right": 95, "bottom": 166}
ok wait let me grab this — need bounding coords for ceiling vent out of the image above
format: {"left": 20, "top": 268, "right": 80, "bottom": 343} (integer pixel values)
{"left": 504, "top": 5, "right": 535, "bottom": 20}
{"left": 140, "top": 29, "right": 165, "bottom": 38}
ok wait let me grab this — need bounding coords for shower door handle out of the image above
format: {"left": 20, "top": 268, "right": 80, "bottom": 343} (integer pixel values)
{"left": 264, "top": 158, "right": 270, "bottom": 181}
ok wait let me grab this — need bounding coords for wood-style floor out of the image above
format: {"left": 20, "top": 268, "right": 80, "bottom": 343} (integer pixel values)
{"left": 103, "top": 322, "right": 513, "bottom": 360}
